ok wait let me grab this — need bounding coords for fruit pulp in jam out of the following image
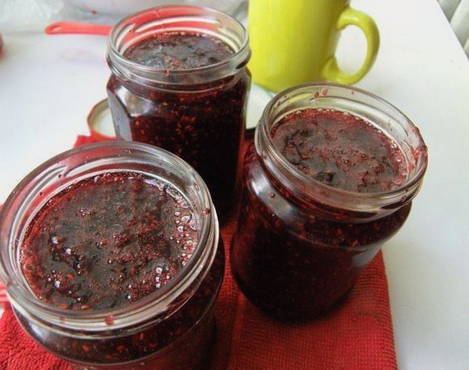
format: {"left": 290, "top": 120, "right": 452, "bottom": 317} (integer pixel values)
{"left": 107, "top": 32, "right": 250, "bottom": 220}
{"left": 21, "top": 172, "right": 198, "bottom": 310}
{"left": 19, "top": 172, "right": 224, "bottom": 368}
{"left": 272, "top": 109, "right": 408, "bottom": 193}
{"left": 232, "top": 108, "right": 411, "bottom": 321}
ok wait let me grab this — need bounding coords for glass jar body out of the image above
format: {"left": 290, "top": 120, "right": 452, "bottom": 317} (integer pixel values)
{"left": 107, "top": 71, "right": 250, "bottom": 218}
{"left": 232, "top": 147, "right": 410, "bottom": 321}
{"left": 0, "top": 142, "right": 224, "bottom": 369}
{"left": 230, "top": 83, "right": 427, "bottom": 321}
{"left": 106, "top": 5, "right": 251, "bottom": 219}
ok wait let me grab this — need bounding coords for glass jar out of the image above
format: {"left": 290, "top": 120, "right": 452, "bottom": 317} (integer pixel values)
{"left": 106, "top": 5, "right": 251, "bottom": 220}
{"left": 0, "top": 142, "right": 224, "bottom": 369}
{"left": 231, "top": 83, "right": 428, "bottom": 321}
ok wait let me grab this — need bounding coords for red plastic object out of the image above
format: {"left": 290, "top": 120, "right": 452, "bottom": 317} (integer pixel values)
{"left": 45, "top": 22, "right": 111, "bottom": 36}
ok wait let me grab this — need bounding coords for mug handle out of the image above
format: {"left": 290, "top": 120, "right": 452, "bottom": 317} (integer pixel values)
{"left": 322, "top": 8, "right": 380, "bottom": 85}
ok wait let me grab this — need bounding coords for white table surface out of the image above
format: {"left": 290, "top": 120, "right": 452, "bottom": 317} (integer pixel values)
{"left": 1, "top": 0, "right": 469, "bottom": 369}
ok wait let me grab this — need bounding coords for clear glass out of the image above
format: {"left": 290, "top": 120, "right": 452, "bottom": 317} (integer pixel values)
{"left": 106, "top": 5, "right": 251, "bottom": 220}
{"left": 231, "top": 83, "right": 428, "bottom": 321}
{"left": 0, "top": 142, "right": 224, "bottom": 369}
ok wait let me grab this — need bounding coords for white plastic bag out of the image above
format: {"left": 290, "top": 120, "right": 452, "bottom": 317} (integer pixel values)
{"left": 65, "top": 0, "right": 245, "bottom": 17}
{"left": 0, "top": 0, "right": 64, "bottom": 32}
{"left": 0, "top": 0, "right": 247, "bottom": 33}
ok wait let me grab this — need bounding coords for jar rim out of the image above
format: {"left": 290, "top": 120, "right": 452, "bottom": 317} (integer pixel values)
{"left": 257, "top": 82, "right": 429, "bottom": 212}
{"left": 0, "top": 141, "right": 219, "bottom": 332}
{"left": 107, "top": 5, "right": 250, "bottom": 86}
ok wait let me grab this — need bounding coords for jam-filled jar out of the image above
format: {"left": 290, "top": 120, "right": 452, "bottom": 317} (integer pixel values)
{"left": 0, "top": 142, "right": 224, "bottom": 369}
{"left": 231, "top": 83, "right": 428, "bottom": 321}
{"left": 106, "top": 5, "right": 251, "bottom": 220}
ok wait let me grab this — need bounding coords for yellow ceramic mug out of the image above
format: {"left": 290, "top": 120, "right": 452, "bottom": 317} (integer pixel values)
{"left": 248, "top": 0, "right": 380, "bottom": 92}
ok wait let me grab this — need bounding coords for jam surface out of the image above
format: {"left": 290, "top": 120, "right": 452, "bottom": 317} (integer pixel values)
{"left": 107, "top": 31, "right": 249, "bottom": 221}
{"left": 124, "top": 32, "right": 233, "bottom": 69}
{"left": 272, "top": 109, "right": 407, "bottom": 193}
{"left": 232, "top": 109, "right": 412, "bottom": 321}
{"left": 21, "top": 172, "right": 198, "bottom": 311}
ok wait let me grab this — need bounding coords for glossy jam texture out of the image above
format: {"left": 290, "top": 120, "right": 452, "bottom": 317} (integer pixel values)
{"left": 107, "top": 31, "right": 250, "bottom": 220}
{"left": 21, "top": 172, "right": 198, "bottom": 311}
{"left": 272, "top": 108, "right": 408, "bottom": 192}
{"left": 124, "top": 32, "right": 233, "bottom": 69}
{"left": 232, "top": 109, "right": 412, "bottom": 321}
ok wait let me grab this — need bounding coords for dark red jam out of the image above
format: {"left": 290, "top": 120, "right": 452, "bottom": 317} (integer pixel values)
{"left": 107, "top": 31, "right": 250, "bottom": 220}
{"left": 17, "top": 172, "right": 224, "bottom": 368}
{"left": 21, "top": 172, "right": 198, "bottom": 310}
{"left": 124, "top": 32, "right": 233, "bottom": 69}
{"left": 231, "top": 108, "right": 412, "bottom": 321}
{"left": 272, "top": 109, "right": 408, "bottom": 193}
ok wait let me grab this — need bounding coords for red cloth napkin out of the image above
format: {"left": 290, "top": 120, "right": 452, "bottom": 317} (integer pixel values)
{"left": 0, "top": 135, "right": 397, "bottom": 370}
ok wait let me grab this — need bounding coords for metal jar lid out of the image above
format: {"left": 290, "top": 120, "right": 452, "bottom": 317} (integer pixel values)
{"left": 87, "top": 99, "right": 115, "bottom": 141}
